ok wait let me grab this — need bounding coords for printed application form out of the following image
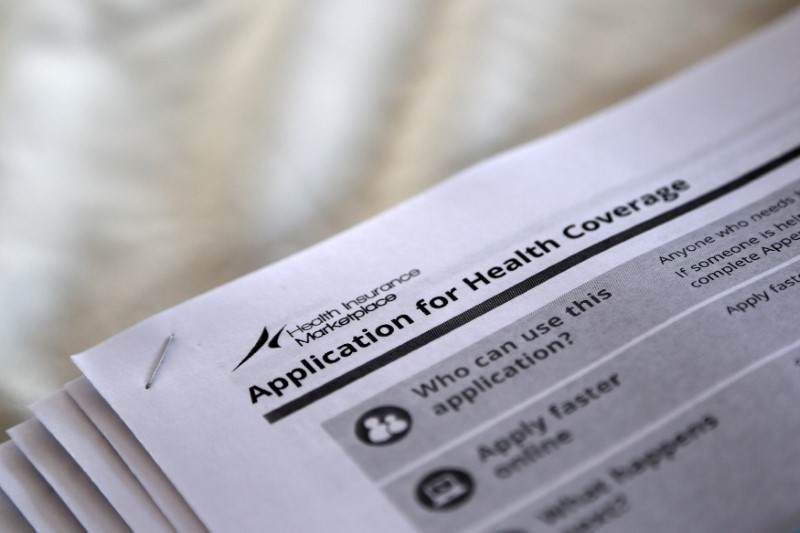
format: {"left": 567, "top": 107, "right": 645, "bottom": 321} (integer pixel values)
{"left": 7, "top": 420, "right": 129, "bottom": 532}
{"left": 0, "top": 487, "right": 33, "bottom": 533}
{"left": 30, "top": 389, "right": 172, "bottom": 531}
{"left": 66, "top": 377, "right": 207, "bottom": 533}
{"left": 69, "top": 10, "right": 800, "bottom": 532}
{"left": 0, "top": 442, "right": 80, "bottom": 532}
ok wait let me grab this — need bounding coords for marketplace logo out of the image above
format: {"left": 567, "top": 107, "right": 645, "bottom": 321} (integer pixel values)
{"left": 232, "top": 325, "right": 286, "bottom": 372}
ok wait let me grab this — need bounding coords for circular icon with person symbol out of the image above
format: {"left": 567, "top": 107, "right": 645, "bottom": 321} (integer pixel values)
{"left": 354, "top": 406, "right": 412, "bottom": 446}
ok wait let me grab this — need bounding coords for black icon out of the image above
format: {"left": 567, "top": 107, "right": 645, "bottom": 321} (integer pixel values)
{"left": 232, "top": 325, "right": 286, "bottom": 372}
{"left": 416, "top": 468, "right": 474, "bottom": 511}
{"left": 355, "top": 406, "right": 412, "bottom": 446}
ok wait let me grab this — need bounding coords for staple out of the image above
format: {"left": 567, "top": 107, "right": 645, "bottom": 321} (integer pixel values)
{"left": 146, "top": 334, "right": 175, "bottom": 389}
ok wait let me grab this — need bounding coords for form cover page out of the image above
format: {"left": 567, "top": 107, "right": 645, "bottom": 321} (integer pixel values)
{"left": 4, "top": 7, "right": 800, "bottom": 533}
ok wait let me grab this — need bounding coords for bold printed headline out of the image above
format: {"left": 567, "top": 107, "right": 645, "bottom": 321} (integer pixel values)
{"left": 248, "top": 180, "right": 690, "bottom": 404}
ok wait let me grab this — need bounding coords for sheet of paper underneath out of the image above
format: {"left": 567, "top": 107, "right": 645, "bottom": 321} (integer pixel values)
{"left": 0, "top": 441, "right": 78, "bottom": 533}
{"left": 66, "top": 377, "right": 206, "bottom": 532}
{"left": 8, "top": 419, "right": 129, "bottom": 532}
{"left": 30, "top": 389, "right": 172, "bottom": 531}
{"left": 0, "top": 485, "right": 34, "bottom": 533}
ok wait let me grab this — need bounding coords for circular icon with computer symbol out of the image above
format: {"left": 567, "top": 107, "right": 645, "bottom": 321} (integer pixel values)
{"left": 416, "top": 468, "right": 474, "bottom": 511}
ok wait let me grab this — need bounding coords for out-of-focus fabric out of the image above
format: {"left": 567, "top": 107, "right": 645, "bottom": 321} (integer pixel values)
{"left": 1, "top": 0, "right": 797, "bottom": 434}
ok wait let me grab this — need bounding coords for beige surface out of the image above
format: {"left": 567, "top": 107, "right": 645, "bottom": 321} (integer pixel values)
{"left": 1, "top": 0, "right": 798, "bottom": 436}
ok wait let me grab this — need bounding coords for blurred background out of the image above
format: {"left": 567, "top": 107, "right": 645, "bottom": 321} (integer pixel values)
{"left": 1, "top": 0, "right": 798, "bottom": 436}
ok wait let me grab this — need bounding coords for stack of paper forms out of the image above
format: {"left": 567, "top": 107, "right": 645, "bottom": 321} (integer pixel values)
{"left": 3, "top": 10, "right": 800, "bottom": 532}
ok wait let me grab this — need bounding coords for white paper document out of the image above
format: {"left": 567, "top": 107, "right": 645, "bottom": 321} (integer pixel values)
{"left": 6, "top": 8, "right": 800, "bottom": 533}
{"left": 0, "top": 442, "right": 77, "bottom": 532}
{"left": 30, "top": 389, "right": 172, "bottom": 531}
{"left": 0, "top": 486, "right": 33, "bottom": 533}
{"left": 66, "top": 377, "right": 207, "bottom": 533}
{"left": 0, "top": 491, "right": 34, "bottom": 533}
{"left": 7, "top": 419, "right": 129, "bottom": 532}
